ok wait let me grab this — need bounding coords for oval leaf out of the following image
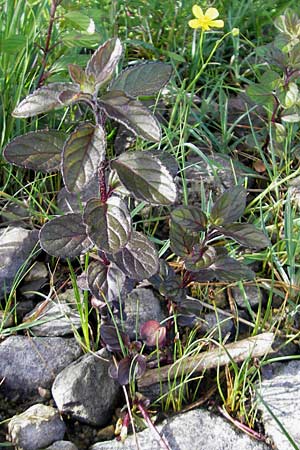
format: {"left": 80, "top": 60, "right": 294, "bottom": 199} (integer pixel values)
{"left": 39, "top": 213, "right": 92, "bottom": 258}
{"left": 62, "top": 123, "right": 106, "bottom": 192}
{"left": 86, "top": 37, "right": 123, "bottom": 89}
{"left": 169, "top": 221, "right": 198, "bottom": 257}
{"left": 113, "top": 231, "right": 159, "bottom": 281}
{"left": 111, "top": 151, "right": 177, "bottom": 205}
{"left": 100, "top": 90, "right": 161, "bottom": 142}
{"left": 194, "top": 256, "right": 256, "bottom": 282}
{"left": 171, "top": 206, "right": 207, "bottom": 232}
{"left": 87, "top": 260, "right": 126, "bottom": 302}
{"left": 101, "top": 324, "right": 130, "bottom": 352}
{"left": 210, "top": 186, "right": 247, "bottom": 226}
{"left": 110, "top": 62, "right": 172, "bottom": 97}
{"left": 140, "top": 320, "right": 166, "bottom": 347}
{"left": 12, "top": 83, "right": 80, "bottom": 118}
{"left": 222, "top": 223, "right": 270, "bottom": 250}
{"left": 3, "top": 130, "right": 65, "bottom": 173}
{"left": 84, "top": 195, "right": 132, "bottom": 253}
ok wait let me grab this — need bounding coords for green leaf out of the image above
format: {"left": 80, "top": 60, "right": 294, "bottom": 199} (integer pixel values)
{"left": 62, "top": 31, "right": 102, "bottom": 48}
{"left": 39, "top": 214, "right": 92, "bottom": 258}
{"left": 64, "top": 11, "right": 91, "bottom": 31}
{"left": 285, "top": 82, "right": 299, "bottom": 108}
{"left": 113, "top": 231, "right": 159, "bottom": 281}
{"left": 246, "top": 84, "right": 273, "bottom": 106}
{"left": 281, "top": 111, "right": 300, "bottom": 123}
{"left": 12, "top": 83, "right": 80, "bottom": 118}
{"left": 194, "top": 256, "right": 256, "bottom": 282}
{"left": 86, "top": 38, "right": 122, "bottom": 89}
{"left": 222, "top": 223, "right": 270, "bottom": 250}
{"left": 83, "top": 196, "right": 132, "bottom": 253}
{"left": 171, "top": 206, "right": 207, "bottom": 233}
{"left": 62, "top": 123, "right": 106, "bottom": 192}
{"left": 87, "top": 260, "right": 126, "bottom": 302}
{"left": 110, "top": 62, "right": 172, "bottom": 97}
{"left": 100, "top": 91, "right": 161, "bottom": 142}
{"left": 169, "top": 221, "right": 198, "bottom": 257}
{"left": 3, "top": 130, "right": 66, "bottom": 173}
{"left": 210, "top": 186, "right": 247, "bottom": 226}
{"left": 111, "top": 151, "right": 177, "bottom": 205}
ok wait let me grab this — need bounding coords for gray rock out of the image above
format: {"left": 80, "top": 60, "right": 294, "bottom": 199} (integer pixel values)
{"left": 118, "top": 288, "right": 166, "bottom": 340}
{"left": 19, "top": 262, "right": 48, "bottom": 299}
{"left": 258, "top": 360, "right": 300, "bottom": 449}
{"left": 43, "top": 441, "right": 78, "bottom": 450}
{"left": 0, "top": 226, "right": 39, "bottom": 297}
{"left": 0, "top": 336, "right": 82, "bottom": 400}
{"left": 7, "top": 404, "right": 66, "bottom": 450}
{"left": 200, "top": 311, "right": 234, "bottom": 339}
{"left": 231, "top": 285, "right": 263, "bottom": 309}
{"left": 90, "top": 408, "right": 270, "bottom": 450}
{"left": 52, "top": 349, "right": 120, "bottom": 426}
{"left": 23, "top": 294, "right": 82, "bottom": 337}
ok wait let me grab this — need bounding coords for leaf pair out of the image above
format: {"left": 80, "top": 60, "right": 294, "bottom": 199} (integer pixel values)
{"left": 170, "top": 186, "right": 270, "bottom": 282}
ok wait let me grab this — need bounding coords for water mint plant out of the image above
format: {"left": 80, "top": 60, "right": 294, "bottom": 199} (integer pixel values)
{"left": 3, "top": 37, "right": 175, "bottom": 305}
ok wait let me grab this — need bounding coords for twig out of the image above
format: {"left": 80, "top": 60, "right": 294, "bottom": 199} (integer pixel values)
{"left": 138, "top": 332, "right": 274, "bottom": 389}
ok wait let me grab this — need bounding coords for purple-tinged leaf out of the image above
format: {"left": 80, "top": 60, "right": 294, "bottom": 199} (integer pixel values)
{"left": 111, "top": 151, "right": 177, "bottom": 205}
{"left": 184, "top": 245, "right": 216, "bottom": 272}
{"left": 57, "top": 175, "right": 99, "bottom": 214}
{"left": 110, "top": 62, "right": 172, "bottom": 97}
{"left": 140, "top": 320, "right": 166, "bottom": 347}
{"left": 194, "top": 256, "right": 255, "bottom": 282}
{"left": 86, "top": 37, "right": 122, "bottom": 89}
{"left": 109, "top": 355, "right": 147, "bottom": 386}
{"left": 12, "top": 83, "right": 80, "bottom": 118}
{"left": 87, "top": 259, "right": 126, "bottom": 302}
{"left": 68, "top": 64, "right": 86, "bottom": 84}
{"left": 68, "top": 64, "right": 96, "bottom": 94}
{"left": 62, "top": 123, "right": 106, "bottom": 193}
{"left": 3, "top": 130, "right": 65, "bottom": 173}
{"left": 171, "top": 206, "right": 207, "bottom": 233}
{"left": 100, "top": 91, "right": 161, "bottom": 142}
{"left": 222, "top": 223, "right": 270, "bottom": 250}
{"left": 210, "top": 186, "right": 247, "bottom": 226}
{"left": 169, "top": 221, "right": 198, "bottom": 257}
{"left": 114, "top": 231, "right": 159, "bottom": 281}
{"left": 39, "top": 213, "right": 92, "bottom": 258}
{"left": 84, "top": 195, "right": 131, "bottom": 253}
{"left": 100, "top": 324, "right": 130, "bottom": 352}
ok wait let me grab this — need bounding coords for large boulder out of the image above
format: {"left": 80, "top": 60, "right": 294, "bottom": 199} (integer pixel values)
{"left": 90, "top": 408, "right": 270, "bottom": 450}
{"left": 0, "top": 336, "right": 82, "bottom": 400}
{"left": 52, "top": 349, "right": 120, "bottom": 426}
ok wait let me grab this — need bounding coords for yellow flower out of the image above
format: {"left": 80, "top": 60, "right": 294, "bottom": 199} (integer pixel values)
{"left": 189, "top": 5, "right": 224, "bottom": 31}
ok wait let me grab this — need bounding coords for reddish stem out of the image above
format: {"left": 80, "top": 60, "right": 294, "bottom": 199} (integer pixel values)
{"left": 99, "top": 160, "right": 108, "bottom": 202}
{"left": 36, "top": 0, "right": 61, "bottom": 87}
{"left": 137, "top": 403, "right": 171, "bottom": 450}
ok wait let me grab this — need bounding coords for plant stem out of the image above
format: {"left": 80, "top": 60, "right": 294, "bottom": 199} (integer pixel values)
{"left": 187, "top": 30, "right": 234, "bottom": 92}
{"left": 36, "top": 0, "right": 61, "bottom": 88}
{"left": 137, "top": 402, "right": 171, "bottom": 450}
{"left": 99, "top": 160, "right": 108, "bottom": 202}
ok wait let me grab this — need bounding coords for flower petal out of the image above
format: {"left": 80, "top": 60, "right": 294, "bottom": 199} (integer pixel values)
{"left": 205, "top": 7, "right": 219, "bottom": 20}
{"left": 189, "top": 18, "right": 201, "bottom": 29}
{"left": 192, "top": 5, "right": 204, "bottom": 19}
{"left": 211, "top": 19, "right": 224, "bottom": 28}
